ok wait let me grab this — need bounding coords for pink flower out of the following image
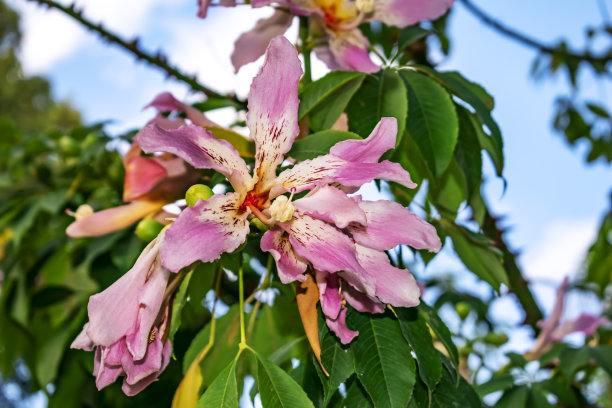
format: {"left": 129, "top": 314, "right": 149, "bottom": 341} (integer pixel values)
{"left": 137, "top": 36, "right": 440, "bottom": 343}
{"left": 528, "top": 277, "right": 610, "bottom": 359}
{"left": 66, "top": 93, "right": 202, "bottom": 237}
{"left": 71, "top": 235, "right": 174, "bottom": 395}
{"left": 224, "top": 0, "right": 454, "bottom": 72}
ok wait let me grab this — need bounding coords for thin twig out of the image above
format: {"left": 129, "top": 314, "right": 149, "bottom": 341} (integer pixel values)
{"left": 459, "top": 0, "right": 612, "bottom": 69}
{"left": 26, "top": 0, "right": 243, "bottom": 103}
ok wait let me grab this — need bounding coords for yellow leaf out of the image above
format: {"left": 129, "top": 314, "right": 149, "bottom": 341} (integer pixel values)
{"left": 171, "top": 336, "right": 214, "bottom": 408}
{"left": 296, "top": 275, "right": 329, "bottom": 376}
{"left": 205, "top": 126, "right": 255, "bottom": 158}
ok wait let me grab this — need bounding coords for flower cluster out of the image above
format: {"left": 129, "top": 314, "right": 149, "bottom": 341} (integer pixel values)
{"left": 198, "top": 0, "right": 454, "bottom": 72}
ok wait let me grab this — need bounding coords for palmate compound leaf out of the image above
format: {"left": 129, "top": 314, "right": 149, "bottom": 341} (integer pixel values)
{"left": 345, "top": 69, "right": 408, "bottom": 148}
{"left": 197, "top": 359, "right": 239, "bottom": 408}
{"left": 400, "top": 69, "right": 458, "bottom": 178}
{"left": 298, "top": 71, "right": 366, "bottom": 132}
{"left": 395, "top": 307, "right": 442, "bottom": 393}
{"left": 348, "top": 309, "right": 416, "bottom": 408}
{"left": 315, "top": 310, "right": 355, "bottom": 407}
{"left": 255, "top": 351, "right": 316, "bottom": 408}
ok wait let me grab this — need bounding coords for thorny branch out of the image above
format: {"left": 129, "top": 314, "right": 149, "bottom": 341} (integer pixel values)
{"left": 460, "top": 0, "right": 612, "bottom": 71}
{"left": 26, "top": 0, "right": 245, "bottom": 105}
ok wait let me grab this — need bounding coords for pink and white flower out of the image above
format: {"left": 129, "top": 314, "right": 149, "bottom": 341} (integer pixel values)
{"left": 71, "top": 235, "right": 174, "bottom": 395}
{"left": 217, "top": 0, "right": 455, "bottom": 72}
{"left": 137, "top": 35, "right": 440, "bottom": 342}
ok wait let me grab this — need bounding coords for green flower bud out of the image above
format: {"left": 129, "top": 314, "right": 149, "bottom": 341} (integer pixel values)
{"left": 455, "top": 302, "right": 471, "bottom": 320}
{"left": 135, "top": 219, "right": 164, "bottom": 242}
{"left": 58, "top": 135, "right": 80, "bottom": 156}
{"left": 483, "top": 332, "right": 509, "bottom": 346}
{"left": 185, "top": 184, "right": 214, "bottom": 207}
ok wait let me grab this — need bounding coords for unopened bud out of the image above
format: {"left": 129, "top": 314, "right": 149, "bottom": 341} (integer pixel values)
{"left": 135, "top": 219, "right": 164, "bottom": 242}
{"left": 455, "top": 302, "right": 470, "bottom": 320}
{"left": 356, "top": 0, "right": 374, "bottom": 13}
{"left": 483, "top": 332, "right": 509, "bottom": 346}
{"left": 269, "top": 195, "right": 295, "bottom": 223}
{"left": 185, "top": 184, "right": 214, "bottom": 207}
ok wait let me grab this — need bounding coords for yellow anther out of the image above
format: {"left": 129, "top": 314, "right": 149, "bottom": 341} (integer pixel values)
{"left": 269, "top": 195, "right": 295, "bottom": 223}
{"left": 355, "top": 0, "right": 374, "bottom": 14}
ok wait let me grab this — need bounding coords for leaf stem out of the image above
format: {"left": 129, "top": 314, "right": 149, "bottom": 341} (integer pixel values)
{"left": 299, "top": 16, "right": 312, "bottom": 85}
{"left": 238, "top": 254, "right": 247, "bottom": 349}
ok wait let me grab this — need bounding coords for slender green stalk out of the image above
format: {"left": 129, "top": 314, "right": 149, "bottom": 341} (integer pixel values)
{"left": 299, "top": 16, "right": 312, "bottom": 84}
{"left": 238, "top": 254, "right": 247, "bottom": 349}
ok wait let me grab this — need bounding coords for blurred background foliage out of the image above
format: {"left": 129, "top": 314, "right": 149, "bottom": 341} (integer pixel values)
{"left": 0, "top": 0, "right": 611, "bottom": 406}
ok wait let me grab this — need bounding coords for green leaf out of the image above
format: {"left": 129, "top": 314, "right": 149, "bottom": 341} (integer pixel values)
{"left": 299, "top": 71, "right": 366, "bottom": 132}
{"left": 288, "top": 130, "right": 361, "bottom": 161}
{"left": 395, "top": 307, "right": 442, "bottom": 393}
{"left": 197, "top": 360, "right": 239, "bottom": 408}
{"left": 205, "top": 126, "right": 255, "bottom": 158}
{"left": 346, "top": 69, "right": 408, "bottom": 146}
{"left": 454, "top": 107, "right": 483, "bottom": 200}
{"left": 475, "top": 374, "right": 515, "bottom": 397}
{"left": 496, "top": 386, "right": 529, "bottom": 408}
{"left": 169, "top": 269, "right": 193, "bottom": 342}
{"left": 560, "top": 346, "right": 590, "bottom": 378}
{"left": 429, "top": 159, "right": 467, "bottom": 215}
{"left": 401, "top": 70, "right": 458, "bottom": 177}
{"left": 417, "top": 303, "right": 458, "bottom": 368}
{"left": 528, "top": 386, "right": 554, "bottom": 408}
{"left": 442, "top": 221, "right": 508, "bottom": 289}
{"left": 255, "top": 352, "right": 315, "bottom": 408}
{"left": 398, "top": 26, "right": 431, "bottom": 51}
{"left": 430, "top": 364, "right": 481, "bottom": 408}
{"left": 349, "top": 310, "right": 416, "bottom": 408}
{"left": 318, "top": 314, "right": 355, "bottom": 406}
{"left": 589, "top": 345, "right": 612, "bottom": 377}
{"left": 343, "top": 379, "right": 373, "bottom": 408}
{"left": 586, "top": 102, "right": 610, "bottom": 118}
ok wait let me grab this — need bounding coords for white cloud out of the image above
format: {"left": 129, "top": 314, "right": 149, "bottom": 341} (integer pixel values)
{"left": 10, "top": 0, "right": 189, "bottom": 73}
{"left": 520, "top": 218, "right": 598, "bottom": 282}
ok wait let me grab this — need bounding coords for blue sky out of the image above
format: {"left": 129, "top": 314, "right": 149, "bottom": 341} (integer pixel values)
{"left": 9, "top": 0, "right": 611, "bottom": 321}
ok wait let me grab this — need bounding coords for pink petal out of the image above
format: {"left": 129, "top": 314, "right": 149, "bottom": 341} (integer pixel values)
{"left": 273, "top": 155, "right": 416, "bottom": 196}
{"left": 372, "top": 0, "right": 455, "bottom": 28}
{"left": 144, "top": 92, "right": 218, "bottom": 128}
{"left": 71, "top": 324, "right": 94, "bottom": 351}
{"left": 260, "top": 228, "right": 307, "bottom": 284}
{"left": 355, "top": 245, "right": 420, "bottom": 308}
{"left": 123, "top": 156, "right": 168, "bottom": 201}
{"left": 86, "top": 238, "right": 162, "bottom": 347}
{"left": 315, "top": 270, "right": 343, "bottom": 320}
{"left": 294, "top": 185, "right": 366, "bottom": 228}
{"left": 325, "top": 30, "right": 379, "bottom": 73}
{"left": 197, "top": 0, "right": 212, "bottom": 18}
{"left": 95, "top": 347, "right": 123, "bottom": 390}
{"left": 122, "top": 340, "right": 172, "bottom": 396}
{"left": 349, "top": 200, "right": 441, "bottom": 252}
{"left": 66, "top": 200, "right": 164, "bottom": 237}
{"left": 247, "top": 36, "right": 303, "bottom": 190}
{"left": 126, "top": 265, "right": 171, "bottom": 361}
{"left": 551, "top": 314, "right": 610, "bottom": 341}
{"left": 160, "top": 192, "right": 250, "bottom": 272}
{"left": 231, "top": 11, "right": 293, "bottom": 72}
{"left": 286, "top": 214, "right": 366, "bottom": 276}
{"left": 538, "top": 277, "right": 569, "bottom": 337}
{"left": 123, "top": 331, "right": 163, "bottom": 385}
{"left": 342, "top": 282, "right": 385, "bottom": 314}
{"left": 326, "top": 308, "right": 358, "bottom": 344}
{"left": 105, "top": 340, "right": 127, "bottom": 366}
{"left": 136, "top": 123, "right": 252, "bottom": 194}
{"left": 330, "top": 117, "right": 397, "bottom": 163}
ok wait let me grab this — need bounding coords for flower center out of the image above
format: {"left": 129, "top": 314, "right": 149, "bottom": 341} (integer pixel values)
{"left": 269, "top": 195, "right": 295, "bottom": 223}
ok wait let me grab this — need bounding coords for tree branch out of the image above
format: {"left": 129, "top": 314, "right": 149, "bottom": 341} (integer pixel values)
{"left": 459, "top": 0, "right": 612, "bottom": 70}
{"left": 26, "top": 0, "right": 244, "bottom": 104}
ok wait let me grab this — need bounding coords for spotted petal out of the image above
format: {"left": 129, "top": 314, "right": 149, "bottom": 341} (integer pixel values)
{"left": 349, "top": 200, "right": 441, "bottom": 252}
{"left": 285, "top": 214, "right": 366, "bottom": 276}
{"left": 294, "top": 185, "right": 366, "bottom": 228}
{"left": 247, "top": 36, "right": 303, "bottom": 190}
{"left": 355, "top": 245, "right": 421, "bottom": 307}
{"left": 260, "top": 228, "right": 307, "bottom": 284}
{"left": 145, "top": 92, "right": 218, "bottom": 128}
{"left": 371, "top": 0, "right": 455, "bottom": 28}
{"left": 160, "top": 192, "right": 250, "bottom": 272}
{"left": 137, "top": 123, "right": 252, "bottom": 193}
